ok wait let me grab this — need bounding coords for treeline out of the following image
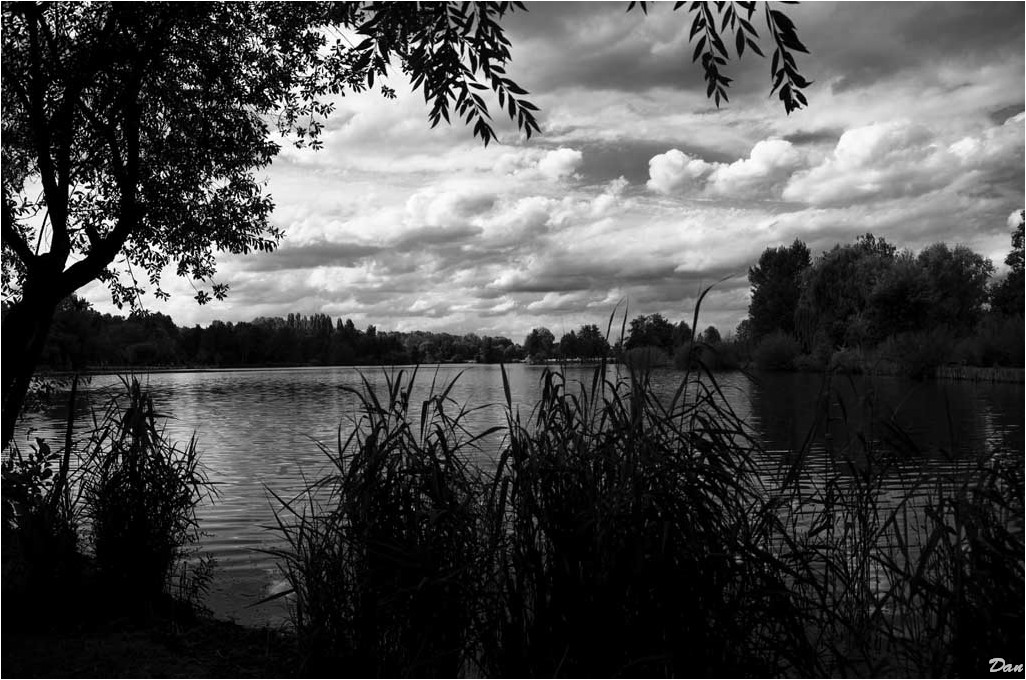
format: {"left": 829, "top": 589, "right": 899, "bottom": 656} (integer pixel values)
{"left": 36, "top": 306, "right": 529, "bottom": 369}
{"left": 740, "top": 216, "right": 1025, "bottom": 376}
{"left": 34, "top": 300, "right": 725, "bottom": 371}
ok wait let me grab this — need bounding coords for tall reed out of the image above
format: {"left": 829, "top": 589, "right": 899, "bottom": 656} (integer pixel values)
{"left": 272, "top": 362, "right": 1023, "bottom": 677}
{"left": 82, "top": 378, "right": 214, "bottom": 612}
{"left": 269, "top": 368, "right": 498, "bottom": 676}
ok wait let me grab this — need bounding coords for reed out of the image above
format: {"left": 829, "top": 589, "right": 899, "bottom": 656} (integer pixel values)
{"left": 272, "top": 359, "right": 1023, "bottom": 677}
{"left": 268, "top": 367, "right": 498, "bottom": 676}
{"left": 81, "top": 378, "right": 215, "bottom": 613}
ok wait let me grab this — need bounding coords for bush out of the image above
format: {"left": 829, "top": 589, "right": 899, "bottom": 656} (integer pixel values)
{"left": 674, "top": 340, "right": 744, "bottom": 371}
{"left": 959, "top": 314, "right": 1025, "bottom": 367}
{"left": 877, "top": 328, "right": 954, "bottom": 379}
{"left": 753, "top": 331, "right": 801, "bottom": 370}
{"left": 624, "top": 345, "right": 671, "bottom": 371}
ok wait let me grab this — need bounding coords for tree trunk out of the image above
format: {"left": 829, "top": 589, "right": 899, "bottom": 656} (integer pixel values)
{"left": 2, "top": 292, "right": 59, "bottom": 448}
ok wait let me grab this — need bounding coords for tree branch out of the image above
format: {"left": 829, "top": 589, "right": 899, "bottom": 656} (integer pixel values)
{"left": 1, "top": 196, "right": 37, "bottom": 266}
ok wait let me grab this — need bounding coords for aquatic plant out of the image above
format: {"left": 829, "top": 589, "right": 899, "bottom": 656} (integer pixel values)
{"left": 82, "top": 378, "right": 214, "bottom": 613}
{"left": 272, "top": 358, "right": 1023, "bottom": 677}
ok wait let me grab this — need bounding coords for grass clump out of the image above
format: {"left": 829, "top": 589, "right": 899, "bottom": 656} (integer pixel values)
{"left": 83, "top": 378, "right": 215, "bottom": 613}
{"left": 481, "top": 363, "right": 812, "bottom": 677}
{"left": 269, "top": 368, "right": 492, "bottom": 676}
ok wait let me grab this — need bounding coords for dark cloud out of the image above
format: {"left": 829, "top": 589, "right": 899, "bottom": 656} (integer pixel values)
{"left": 989, "top": 104, "right": 1025, "bottom": 126}
{"left": 393, "top": 224, "right": 482, "bottom": 251}
{"left": 782, "top": 129, "right": 843, "bottom": 147}
{"left": 793, "top": 3, "right": 1025, "bottom": 92}
{"left": 239, "top": 241, "right": 383, "bottom": 272}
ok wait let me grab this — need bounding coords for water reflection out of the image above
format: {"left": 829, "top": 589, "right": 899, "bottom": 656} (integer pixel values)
{"left": 20, "top": 365, "right": 1023, "bottom": 627}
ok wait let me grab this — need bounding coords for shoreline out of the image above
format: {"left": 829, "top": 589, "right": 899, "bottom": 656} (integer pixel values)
{"left": 34, "top": 360, "right": 1026, "bottom": 384}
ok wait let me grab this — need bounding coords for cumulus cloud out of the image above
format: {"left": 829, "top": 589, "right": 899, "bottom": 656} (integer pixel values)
{"left": 537, "top": 147, "right": 584, "bottom": 180}
{"left": 783, "top": 115, "right": 1024, "bottom": 206}
{"left": 646, "top": 140, "right": 803, "bottom": 198}
{"left": 646, "top": 149, "right": 712, "bottom": 194}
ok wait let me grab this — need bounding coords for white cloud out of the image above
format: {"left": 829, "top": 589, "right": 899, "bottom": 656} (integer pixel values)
{"left": 646, "top": 140, "right": 803, "bottom": 198}
{"left": 783, "top": 115, "right": 1024, "bottom": 206}
{"left": 537, "top": 147, "right": 584, "bottom": 180}
{"left": 646, "top": 149, "right": 712, "bottom": 194}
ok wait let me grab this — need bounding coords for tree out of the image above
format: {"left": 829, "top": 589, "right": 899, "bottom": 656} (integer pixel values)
{"left": 524, "top": 327, "right": 555, "bottom": 361}
{"left": 558, "top": 330, "right": 580, "bottom": 359}
{"left": 747, "top": 239, "right": 810, "bottom": 340}
{"left": 865, "top": 251, "right": 931, "bottom": 340}
{"left": 701, "top": 325, "right": 721, "bottom": 345}
{"left": 990, "top": 211, "right": 1025, "bottom": 317}
{"left": 625, "top": 313, "right": 675, "bottom": 353}
{"left": 916, "top": 242, "right": 994, "bottom": 333}
{"left": 576, "top": 324, "right": 610, "bottom": 359}
{"left": 798, "top": 234, "right": 897, "bottom": 347}
{"left": 1, "top": 1, "right": 810, "bottom": 444}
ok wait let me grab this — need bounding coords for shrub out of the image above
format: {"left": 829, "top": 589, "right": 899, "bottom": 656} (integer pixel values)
{"left": 877, "top": 328, "right": 955, "bottom": 379}
{"left": 674, "top": 340, "right": 744, "bottom": 371}
{"left": 753, "top": 331, "right": 801, "bottom": 370}
{"left": 624, "top": 345, "right": 671, "bottom": 371}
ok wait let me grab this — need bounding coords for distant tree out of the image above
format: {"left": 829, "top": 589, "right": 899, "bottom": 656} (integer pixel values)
{"left": 734, "top": 318, "right": 753, "bottom": 345}
{"left": 672, "top": 320, "right": 693, "bottom": 346}
{"left": 747, "top": 239, "right": 810, "bottom": 340}
{"left": 558, "top": 330, "right": 580, "bottom": 359}
{"left": 576, "top": 324, "right": 611, "bottom": 359}
{"left": 990, "top": 211, "right": 1025, "bottom": 317}
{"left": 865, "top": 251, "right": 931, "bottom": 340}
{"left": 701, "top": 325, "right": 722, "bottom": 345}
{"left": 524, "top": 327, "right": 555, "bottom": 361}
{"left": 625, "top": 313, "right": 675, "bottom": 353}
{"left": 799, "top": 234, "right": 896, "bottom": 347}
{"left": 916, "top": 243, "right": 994, "bottom": 333}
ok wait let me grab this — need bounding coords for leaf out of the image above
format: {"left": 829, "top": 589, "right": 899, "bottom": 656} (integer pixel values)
{"left": 692, "top": 35, "right": 707, "bottom": 62}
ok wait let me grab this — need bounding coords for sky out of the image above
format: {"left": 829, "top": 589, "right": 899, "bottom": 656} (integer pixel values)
{"left": 82, "top": 1, "right": 1026, "bottom": 341}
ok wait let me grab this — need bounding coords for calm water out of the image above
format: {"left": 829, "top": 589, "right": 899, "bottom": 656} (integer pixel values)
{"left": 20, "top": 364, "right": 1025, "bottom": 627}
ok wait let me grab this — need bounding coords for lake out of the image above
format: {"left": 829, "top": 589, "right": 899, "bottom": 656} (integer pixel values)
{"left": 18, "top": 364, "right": 1025, "bottom": 627}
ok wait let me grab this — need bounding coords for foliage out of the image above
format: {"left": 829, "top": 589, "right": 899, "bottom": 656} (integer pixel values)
{"left": 753, "top": 330, "right": 801, "bottom": 370}
{"left": 748, "top": 238, "right": 811, "bottom": 341}
{"left": 876, "top": 328, "right": 955, "bottom": 379}
{"left": 989, "top": 211, "right": 1024, "bottom": 317}
{"left": 628, "top": 1, "right": 812, "bottom": 112}
{"left": 523, "top": 326, "right": 556, "bottom": 362}
{"left": 1, "top": 434, "right": 81, "bottom": 612}
{"left": 83, "top": 379, "right": 214, "bottom": 610}
{"left": 798, "top": 234, "right": 899, "bottom": 348}
{"left": 917, "top": 242, "right": 994, "bottom": 333}
{"left": 625, "top": 312, "right": 676, "bottom": 353}
{"left": 268, "top": 369, "right": 491, "bottom": 676}
{"left": 742, "top": 229, "right": 1014, "bottom": 373}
